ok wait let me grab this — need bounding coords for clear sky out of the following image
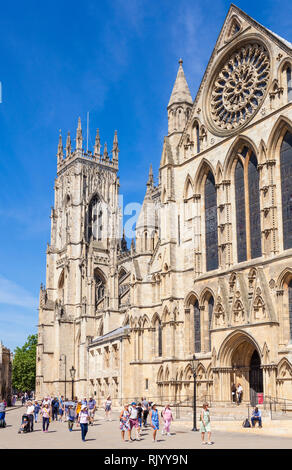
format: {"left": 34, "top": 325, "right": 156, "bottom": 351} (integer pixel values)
{"left": 0, "top": 0, "right": 291, "bottom": 352}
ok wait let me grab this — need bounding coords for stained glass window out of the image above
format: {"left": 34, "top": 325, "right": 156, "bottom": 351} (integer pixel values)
{"left": 205, "top": 171, "right": 218, "bottom": 271}
{"left": 208, "top": 296, "right": 214, "bottom": 351}
{"left": 289, "top": 279, "right": 292, "bottom": 341}
{"left": 235, "top": 159, "right": 247, "bottom": 262}
{"left": 287, "top": 67, "right": 292, "bottom": 102}
{"left": 248, "top": 152, "right": 262, "bottom": 259}
{"left": 280, "top": 132, "right": 292, "bottom": 250}
{"left": 194, "top": 300, "right": 201, "bottom": 353}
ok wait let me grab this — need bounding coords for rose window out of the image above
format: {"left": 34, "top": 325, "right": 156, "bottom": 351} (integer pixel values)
{"left": 210, "top": 43, "right": 270, "bottom": 131}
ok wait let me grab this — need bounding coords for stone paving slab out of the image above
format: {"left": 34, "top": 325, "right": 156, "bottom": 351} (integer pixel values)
{"left": 1, "top": 406, "right": 292, "bottom": 449}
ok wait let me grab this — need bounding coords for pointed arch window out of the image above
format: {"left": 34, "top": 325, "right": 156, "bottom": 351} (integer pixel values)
{"left": 287, "top": 67, "right": 292, "bottom": 102}
{"left": 87, "top": 194, "right": 102, "bottom": 241}
{"left": 235, "top": 146, "right": 262, "bottom": 262}
{"left": 158, "top": 321, "right": 162, "bottom": 357}
{"left": 280, "top": 131, "right": 292, "bottom": 249}
{"left": 194, "top": 300, "right": 201, "bottom": 353}
{"left": 289, "top": 279, "right": 292, "bottom": 341}
{"left": 205, "top": 170, "right": 218, "bottom": 271}
{"left": 207, "top": 296, "right": 214, "bottom": 351}
{"left": 94, "top": 270, "right": 105, "bottom": 308}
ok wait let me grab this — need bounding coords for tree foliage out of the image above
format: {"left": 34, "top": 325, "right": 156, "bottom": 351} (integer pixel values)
{"left": 12, "top": 334, "right": 37, "bottom": 392}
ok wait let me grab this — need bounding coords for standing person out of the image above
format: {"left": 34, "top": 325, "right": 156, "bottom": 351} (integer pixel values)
{"left": 149, "top": 404, "right": 159, "bottom": 442}
{"left": 51, "top": 397, "right": 59, "bottom": 421}
{"left": 12, "top": 395, "right": 16, "bottom": 406}
{"left": 237, "top": 384, "right": 243, "bottom": 405}
{"left": 200, "top": 402, "right": 213, "bottom": 445}
{"left": 88, "top": 397, "right": 96, "bottom": 426}
{"left": 120, "top": 404, "right": 131, "bottom": 442}
{"left": 21, "top": 394, "right": 25, "bottom": 406}
{"left": 162, "top": 404, "right": 173, "bottom": 436}
{"left": 26, "top": 400, "right": 35, "bottom": 432}
{"left": 231, "top": 383, "right": 237, "bottom": 403}
{"left": 104, "top": 396, "right": 112, "bottom": 421}
{"left": 81, "top": 397, "right": 87, "bottom": 406}
{"left": 67, "top": 405, "right": 75, "bottom": 432}
{"left": 128, "top": 402, "right": 140, "bottom": 441}
{"left": 76, "top": 400, "right": 82, "bottom": 424}
{"left": 142, "top": 397, "right": 149, "bottom": 427}
{"left": 41, "top": 403, "right": 51, "bottom": 432}
{"left": 58, "top": 396, "right": 65, "bottom": 422}
{"left": 137, "top": 402, "right": 143, "bottom": 437}
{"left": 34, "top": 401, "right": 41, "bottom": 423}
{"left": 0, "top": 399, "right": 6, "bottom": 427}
{"left": 78, "top": 404, "right": 90, "bottom": 442}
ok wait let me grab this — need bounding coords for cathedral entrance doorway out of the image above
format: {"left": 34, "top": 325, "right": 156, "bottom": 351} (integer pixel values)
{"left": 219, "top": 331, "right": 263, "bottom": 403}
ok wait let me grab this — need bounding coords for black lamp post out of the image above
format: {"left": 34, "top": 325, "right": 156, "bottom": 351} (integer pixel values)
{"left": 191, "top": 354, "right": 199, "bottom": 431}
{"left": 59, "top": 354, "right": 67, "bottom": 399}
{"left": 70, "top": 366, "right": 76, "bottom": 400}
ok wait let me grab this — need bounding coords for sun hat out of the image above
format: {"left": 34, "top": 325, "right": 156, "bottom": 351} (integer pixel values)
{"left": 81, "top": 404, "right": 87, "bottom": 410}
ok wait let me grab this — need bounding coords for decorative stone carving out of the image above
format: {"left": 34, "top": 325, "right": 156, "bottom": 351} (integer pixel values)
{"left": 209, "top": 43, "right": 270, "bottom": 132}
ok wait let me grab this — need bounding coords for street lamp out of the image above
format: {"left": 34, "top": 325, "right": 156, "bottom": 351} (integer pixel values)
{"left": 191, "top": 354, "right": 199, "bottom": 431}
{"left": 69, "top": 366, "right": 76, "bottom": 400}
{"left": 59, "top": 354, "right": 67, "bottom": 399}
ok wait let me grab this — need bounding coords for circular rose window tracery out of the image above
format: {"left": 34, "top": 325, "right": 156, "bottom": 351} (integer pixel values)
{"left": 210, "top": 43, "right": 270, "bottom": 132}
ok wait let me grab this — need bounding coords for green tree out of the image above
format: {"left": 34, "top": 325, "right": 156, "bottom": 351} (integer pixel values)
{"left": 12, "top": 334, "right": 37, "bottom": 392}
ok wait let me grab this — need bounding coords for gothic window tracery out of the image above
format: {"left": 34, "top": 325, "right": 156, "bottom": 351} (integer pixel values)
{"left": 210, "top": 43, "right": 270, "bottom": 132}
{"left": 287, "top": 67, "right": 292, "bottom": 102}
{"left": 87, "top": 194, "right": 103, "bottom": 242}
{"left": 205, "top": 171, "right": 219, "bottom": 271}
{"left": 194, "top": 300, "right": 201, "bottom": 353}
{"left": 280, "top": 132, "right": 292, "bottom": 250}
{"left": 94, "top": 269, "right": 106, "bottom": 309}
{"left": 235, "top": 146, "right": 262, "bottom": 262}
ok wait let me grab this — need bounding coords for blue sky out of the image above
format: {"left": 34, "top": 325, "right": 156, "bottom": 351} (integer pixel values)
{"left": 0, "top": 0, "right": 291, "bottom": 351}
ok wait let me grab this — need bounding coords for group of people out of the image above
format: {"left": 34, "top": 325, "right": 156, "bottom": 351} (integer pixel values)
{"left": 119, "top": 398, "right": 174, "bottom": 443}
{"left": 231, "top": 383, "right": 243, "bottom": 405}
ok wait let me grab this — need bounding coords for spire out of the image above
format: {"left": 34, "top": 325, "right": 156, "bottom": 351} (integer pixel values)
{"left": 103, "top": 142, "right": 109, "bottom": 160}
{"left": 168, "top": 59, "right": 192, "bottom": 107}
{"left": 121, "top": 228, "right": 127, "bottom": 252}
{"left": 66, "top": 132, "right": 71, "bottom": 158}
{"left": 76, "top": 117, "right": 83, "bottom": 150}
{"left": 112, "top": 130, "right": 119, "bottom": 164}
{"left": 57, "top": 130, "right": 63, "bottom": 162}
{"left": 146, "top": 163, "right": 154, "bottom": 188}
{"left": 94, "top": 129, "right": 101, "bottom": 157}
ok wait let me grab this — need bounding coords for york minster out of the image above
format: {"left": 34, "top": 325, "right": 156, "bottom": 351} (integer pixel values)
{"left": 36, "top": 4, "right": 292, "bottom": 406}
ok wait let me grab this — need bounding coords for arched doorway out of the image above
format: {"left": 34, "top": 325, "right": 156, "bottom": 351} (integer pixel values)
{"left": 218, "top": 331, "right": 263, "bottom": 403}
{"left": 249, "top": 350, "right": 263, "bottom": 406}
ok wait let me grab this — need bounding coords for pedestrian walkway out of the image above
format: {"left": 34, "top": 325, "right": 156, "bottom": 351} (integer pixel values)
{"left": 0, "top": 405, "right": 292, "bottom": 449}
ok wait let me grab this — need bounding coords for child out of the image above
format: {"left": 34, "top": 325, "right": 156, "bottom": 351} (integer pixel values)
{"left": 67, "top": 405, "right": 75, "bottom": 432}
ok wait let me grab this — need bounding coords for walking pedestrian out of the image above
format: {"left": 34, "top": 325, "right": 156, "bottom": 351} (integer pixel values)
{"left": 161, "top": 404, "right": 173, "bottom": 436}
{"left": 120, "top": 404, "right": 131, "bottom": 442}
{"left": 104, "top": 396, "right": 112, "bottom": 421}
{"left": 78, "top": 405, "right": 90, "bottom": 442}
{"left": 149, "top": 404, "right": 159, "bottom": 442}
{"left": 26, "top": 400, "right": 35, "bottom": 432}
{"left": 200, "top": 402, "right": 213, "bottom": 445}
{"left": 0, "top": 399, "right": 6, "bottom": 427}
{"left": 128, "top": 402, "right": 140, "bottom": 441}
{"left": 51, "top": 397, "right": 59, "bottom": 421}
{"left": 34, "top": 401, "right": 41, "bottom": 423}
{"left": 76, "top": 400, "right": 82, "bottom": 424}
{"left": 142, "top": 397, "right": 149, "bottom": 427}
{"left": 88, "top": 397, "right": 96, "bottom": 425}
{"left": 41, "top": 403, "right": 51, "bottom": 432}
{"left": 137, "top": 402, "right": 143, "bottom": 437}
{"left": 67, "top": 405, "right": 75, "bottom": 432}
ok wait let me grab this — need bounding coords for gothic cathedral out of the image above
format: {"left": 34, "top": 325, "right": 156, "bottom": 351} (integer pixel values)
{"left": 36, "top": 5, "right": 292, "bottom": 405}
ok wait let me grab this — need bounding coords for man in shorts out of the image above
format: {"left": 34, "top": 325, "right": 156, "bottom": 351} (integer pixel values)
{"left": 88, "top": 397, "right": 96, "bottom": 425}
{"left": 129, "top": 402, "right": 140, "bottom": 441}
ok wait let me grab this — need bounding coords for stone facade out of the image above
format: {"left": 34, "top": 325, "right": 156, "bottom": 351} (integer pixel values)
{"left": 0, "top": 342, "right": 12, "bottom": 399}
{"left": 36, "top": 5, "right": 292, "bottom": 405}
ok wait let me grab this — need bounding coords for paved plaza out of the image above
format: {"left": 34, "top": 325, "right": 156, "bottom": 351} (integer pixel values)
{"left": 1, "top": 405, "right": 292, "bottom": 449}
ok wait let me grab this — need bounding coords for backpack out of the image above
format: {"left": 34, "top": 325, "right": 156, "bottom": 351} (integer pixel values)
{"left": 242, "top": 418, "right": 251, "bottom": 428}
